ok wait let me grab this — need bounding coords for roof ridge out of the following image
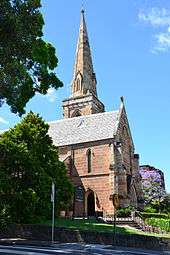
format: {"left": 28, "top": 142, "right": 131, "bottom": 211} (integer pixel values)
{"left": 48, "top": 110, "right": 119, "bottom": 124}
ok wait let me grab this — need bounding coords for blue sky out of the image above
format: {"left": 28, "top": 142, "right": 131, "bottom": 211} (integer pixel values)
{"left": 0, "top": 0, "right": 170, "bottom": 192}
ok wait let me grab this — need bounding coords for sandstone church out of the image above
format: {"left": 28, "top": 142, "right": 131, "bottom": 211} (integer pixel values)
{"left": 48, "top": 10, "right": 143, "bottom": 217}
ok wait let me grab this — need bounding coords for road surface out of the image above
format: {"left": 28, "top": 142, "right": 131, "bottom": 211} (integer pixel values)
{"left": 0, "top": 243, "right": 169, "bottom": 254}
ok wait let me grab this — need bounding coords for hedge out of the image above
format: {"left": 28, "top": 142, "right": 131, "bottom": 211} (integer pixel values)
{"left": 140, "top": 212, "right": 168, "bottom": 219}
{"left": 116, "top": 207, "right": 132, "bottom": 217}
{"left": 145, "top": 218, "right": 170, "bottom": 233}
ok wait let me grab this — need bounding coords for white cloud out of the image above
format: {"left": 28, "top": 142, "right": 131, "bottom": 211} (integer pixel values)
{"left": 0, "top": 117, "right": 9, "bottom": 125}
{"left": 139, "top": 8, "right": 170, "bottom": 27}
{"left": 139, "top": 8, "right": 170, "bottom": 53}
{"left": 46, "top": 88, "right": 56, "bottom": 103}
{"left": 35, "top": 87, "right": 57, "bottom": 102}
{"left": 154, "top": 30, "right": 170, "bottom": 52}
{"left": 47, "top": 88, "right": 55, "bottom": 94}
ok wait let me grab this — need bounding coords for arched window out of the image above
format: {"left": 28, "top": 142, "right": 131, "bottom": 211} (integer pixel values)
{"left": 127, "top": 174, "right": 132, "bottom": 194}
{"left": 87, "top": 149, "right": 92, "bottom": 173}
{"left": 129, "top": 146, "right": 133, "bottom": 174}
{"left": 76, "top": 78, "right": 80, "bottom": 91}
{"left": 74, "top": 78, "right": 81, "bottom": 92}
{"left": 73, "top": 72, "right": 83, "bottom": 93}
{"left": 123, "top": 126, "right": 128, "bottom": 137}
{"left": 71, "top": 110, "right": 81, "bottom": 118}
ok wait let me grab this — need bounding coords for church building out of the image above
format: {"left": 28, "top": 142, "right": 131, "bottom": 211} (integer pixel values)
{"left": 48, "top": 10, "right": 143, "bottom": 217}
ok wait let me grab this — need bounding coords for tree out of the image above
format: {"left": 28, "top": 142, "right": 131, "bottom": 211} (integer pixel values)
{"left": 159, "top": 193, "right": 170, "bottom": 214}
{"left": 0, "top": 112, "right": 73, "bottom": 223}
{"left": 141, "top": 170, "right": 166, "bottom": 212}
{"left": 0, "top": 0, "right": 63, "bottom": 115}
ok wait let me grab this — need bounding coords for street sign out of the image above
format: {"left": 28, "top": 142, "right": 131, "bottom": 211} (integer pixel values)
{"left": 51, "top": 182, "right": 55, "bottom": 203}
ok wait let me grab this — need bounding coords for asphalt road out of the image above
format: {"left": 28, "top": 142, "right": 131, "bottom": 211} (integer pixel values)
{"left": 0, "top": 243, "right": 169, "bottom": 255}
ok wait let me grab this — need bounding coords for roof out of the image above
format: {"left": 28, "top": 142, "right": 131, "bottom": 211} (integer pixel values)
{"left": 48, "top": 111, "right": 120, "bottom": 147}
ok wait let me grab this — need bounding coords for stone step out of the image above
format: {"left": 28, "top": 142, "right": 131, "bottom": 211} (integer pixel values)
{"left": 100, "top": 217, "right": 142, "bottom": 231}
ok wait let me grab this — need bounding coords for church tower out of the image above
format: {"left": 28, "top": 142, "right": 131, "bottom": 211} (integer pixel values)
{"left": 63, "top": 10, "right": 105, "bottom": 118}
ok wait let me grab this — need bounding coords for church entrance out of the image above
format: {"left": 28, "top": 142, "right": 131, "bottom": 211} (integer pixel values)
{"left": 87, "top": 192, "right": 95, "bottom": 217}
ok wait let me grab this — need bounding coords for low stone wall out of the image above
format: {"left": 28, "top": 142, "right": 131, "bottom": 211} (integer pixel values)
{"left": 0, "top": 224, "right": 170, "bottom": 251}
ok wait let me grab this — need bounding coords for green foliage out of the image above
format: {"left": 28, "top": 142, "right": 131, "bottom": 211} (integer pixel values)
{"left": 140, "top": 212, "right": 169, "bottom": 220}
{"left": 0, "top": 112, "right": 73, "bottom": 224}
{"left": 0, "top": 0, "right": 63, "bottom": 115}
{"left": 143, "top": 205, "right": 157, "bottom": 213}
{"left": 159, "top": 194, "right": 170, "bottom": 214}
{"left": 143, "top": 195, "right": 170, "bottom": 214}
{"left": 145, "top": 218, "right": 170, "bottom": 233}
{"left": 0, "top": 204, "right": 11, "bottom": 230}
{"left": 116, "top": 207, "right": 133, "bottom": 217}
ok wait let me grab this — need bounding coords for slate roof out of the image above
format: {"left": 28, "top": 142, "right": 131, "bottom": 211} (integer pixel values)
{"left": 48, "top": 111, "right": 120, "bottom": 147}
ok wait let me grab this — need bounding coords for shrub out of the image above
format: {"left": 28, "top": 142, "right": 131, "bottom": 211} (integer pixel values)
{"left": 116, "top": 207, "right": 132, "bottom": 217}
{"left": 143, "top": 205, "right": 157, "bottom": 213}
{"left": 140, "top": 212, "right": 168, "bottom": 219}
{"left": 145, "top": 218, "right": 170, "bottom": 232}
{"left": 0, "top": 204, "right": 11, "bottom": 230}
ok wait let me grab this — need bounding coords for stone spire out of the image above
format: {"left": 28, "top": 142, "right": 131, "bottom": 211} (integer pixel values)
{"left": 71, "top": 9, "right": 97, "bottom": 97}
{"left": 62, "top": 9, "right": 104, "bottom": 118}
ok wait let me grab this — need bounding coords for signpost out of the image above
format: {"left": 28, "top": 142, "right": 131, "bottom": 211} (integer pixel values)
{"left": 112, "top": 194, "right": 120, "bottom": 245}
{"left": 51, "top": 182, "right": 55, "bottom": 244}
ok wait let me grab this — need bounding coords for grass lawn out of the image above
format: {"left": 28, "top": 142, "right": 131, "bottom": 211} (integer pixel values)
{"left": 39, "top": 218, "right": 170, "bottom": 238}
